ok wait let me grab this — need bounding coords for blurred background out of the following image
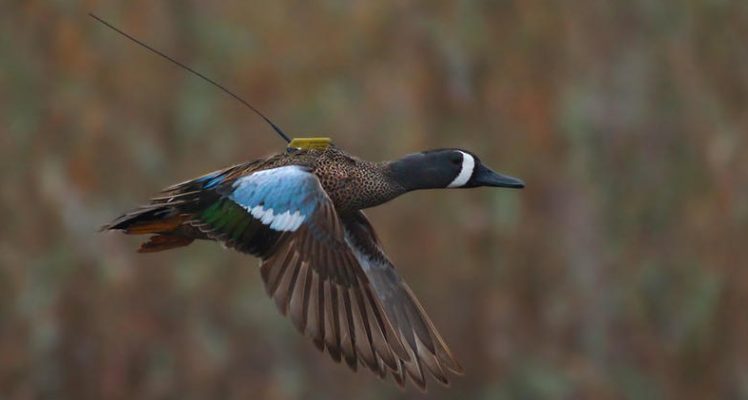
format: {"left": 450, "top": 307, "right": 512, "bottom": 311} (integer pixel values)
{"left": 2, "top": 0, "right": 747, "bottom": 399}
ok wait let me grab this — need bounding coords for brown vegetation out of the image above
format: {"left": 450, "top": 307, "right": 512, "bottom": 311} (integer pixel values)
{"left": 1, "top": 1, "right": 747, "bottom": 399}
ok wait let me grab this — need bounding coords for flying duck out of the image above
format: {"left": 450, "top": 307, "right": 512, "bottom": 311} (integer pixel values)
{"left": 91, "top": 14, "right": 525, "bottom": 391}
{"left": 103, "top": 139, "right": 524, "bottom": 390}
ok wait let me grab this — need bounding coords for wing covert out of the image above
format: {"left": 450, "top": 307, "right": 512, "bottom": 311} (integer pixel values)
{"left": 189, "top": 165, "right": 326, "bottom": 257}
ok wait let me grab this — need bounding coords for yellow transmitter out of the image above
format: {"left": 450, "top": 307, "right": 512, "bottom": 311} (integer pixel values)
{"left": 288, "top": 137, "right": 333, "bottom": 150}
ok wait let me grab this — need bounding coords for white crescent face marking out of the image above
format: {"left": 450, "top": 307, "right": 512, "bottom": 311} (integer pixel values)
{"left": 447, "top": 151, "right": 475, "bottom": 188}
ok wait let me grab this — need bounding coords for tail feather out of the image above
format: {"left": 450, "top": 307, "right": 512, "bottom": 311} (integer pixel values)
{"left": 138, "top": 234, "right": 194, "bottom": 253}
{"left": 102, "top": 205, "right": 194, "bottom": 253}
{"left": 122, "top": 215, "right": 186, "bottom": 235}
{"left": 102, "top": 169, "right": 233, "bottom": 252}
{"left": 100, "top": 204, "right": 182, "bottom": 231}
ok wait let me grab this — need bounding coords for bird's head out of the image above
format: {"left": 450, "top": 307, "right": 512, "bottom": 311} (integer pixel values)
{"left": 388, "top": 149, "right": 525, "bottom": 191}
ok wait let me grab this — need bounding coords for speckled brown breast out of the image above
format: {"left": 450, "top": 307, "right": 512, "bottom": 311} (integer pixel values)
{"left": 250, "top": 146, "right": 405, "bottom": 215}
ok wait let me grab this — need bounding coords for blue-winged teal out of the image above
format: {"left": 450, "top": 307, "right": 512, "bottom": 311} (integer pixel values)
{"left": 103, "top": 141, "right": 523, "bottom": 390}
{"left": 93, "top": 14, "right": 525, "bottom": 391}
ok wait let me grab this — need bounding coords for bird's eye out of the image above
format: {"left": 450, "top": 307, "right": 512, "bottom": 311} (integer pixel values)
{"left": 451, "top": 157, "right": 462, "bottom": 165}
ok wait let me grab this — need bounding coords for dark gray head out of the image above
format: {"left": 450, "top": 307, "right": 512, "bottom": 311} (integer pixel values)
{"left": 388, "top": 149, "right": 524, "bottom": 191}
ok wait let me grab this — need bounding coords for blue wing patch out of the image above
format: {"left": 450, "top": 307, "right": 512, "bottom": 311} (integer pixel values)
{"left": 229, "top": 166, "right": 325, "bottom": 232}
{"left": 194, "top": 171, "right": 225, "bottom": 189}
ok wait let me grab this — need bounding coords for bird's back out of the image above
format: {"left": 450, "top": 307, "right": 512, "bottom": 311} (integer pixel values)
{"left": 246, "top": 146, "right": 403, "bottom": 213}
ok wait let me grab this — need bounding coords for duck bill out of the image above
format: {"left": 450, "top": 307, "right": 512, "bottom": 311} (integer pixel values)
{"left": 472, "top": 165, "right": 525, "bottom": 188}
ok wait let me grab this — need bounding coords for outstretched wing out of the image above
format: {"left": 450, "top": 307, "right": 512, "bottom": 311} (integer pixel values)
{"left": 341, "top": 211, "right": 464, "bottom": 387}
{"left": 249, "top": 173, "right": 462, "bottom": 389}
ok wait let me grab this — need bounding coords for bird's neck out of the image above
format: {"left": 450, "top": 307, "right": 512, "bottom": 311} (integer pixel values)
{"left": 385, "top": 157, "right": 439, "bottom": 192}
{"left": 350, "top": 160, "right": 410, "bottom": 211}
